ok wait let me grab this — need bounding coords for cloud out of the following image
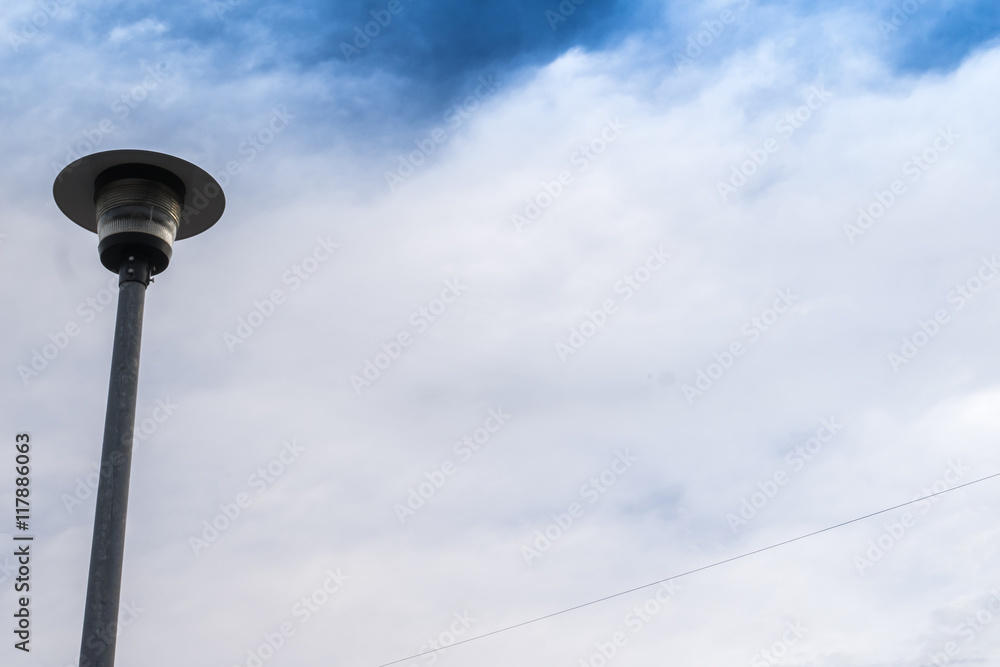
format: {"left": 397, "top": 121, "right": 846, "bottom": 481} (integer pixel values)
{"left": 5, "top": 2, "right": 1000, "bottom": 666}
{"left": 108, "top": 17, "right": 168, "bottom": 45}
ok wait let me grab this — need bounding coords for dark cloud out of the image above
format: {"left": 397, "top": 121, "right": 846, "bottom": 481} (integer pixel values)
{"left": 887, "top": 0, "right": 1000, "bottom": 73}
{"left": 243, "top": 0, "right": 652, "bottom": 123}
{"left": 320, "top": 0, "right": 642, "bottom": 78}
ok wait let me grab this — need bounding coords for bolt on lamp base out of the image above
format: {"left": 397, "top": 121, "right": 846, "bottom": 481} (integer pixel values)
{"left": 98, "top": 234, "right": 170, "bottom": 276}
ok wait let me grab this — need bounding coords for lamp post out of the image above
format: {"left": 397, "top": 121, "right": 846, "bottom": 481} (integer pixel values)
{"left": 53, "top": 150, "right": 225, "bottom": 667}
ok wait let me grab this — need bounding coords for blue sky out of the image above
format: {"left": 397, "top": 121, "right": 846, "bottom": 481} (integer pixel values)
{"left": 3, "top": 2, "right": 1000, "bottom": 667}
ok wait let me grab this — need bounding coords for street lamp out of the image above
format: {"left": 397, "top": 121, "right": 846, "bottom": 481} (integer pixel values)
{"left": 53, "top": 149, "right": 225, "bottom": 667}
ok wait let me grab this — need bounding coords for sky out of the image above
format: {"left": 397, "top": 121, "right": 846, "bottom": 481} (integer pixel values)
{"left": 2, "top": 0, "right": 1000, "bottom": 666}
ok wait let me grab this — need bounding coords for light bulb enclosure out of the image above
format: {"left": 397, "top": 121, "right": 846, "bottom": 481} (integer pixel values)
{"left": 53, "top": 150, "right": 225, "bottom": 275}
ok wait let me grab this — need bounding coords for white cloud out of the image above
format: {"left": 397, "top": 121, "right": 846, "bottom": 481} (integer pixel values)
{"left": 4, "top": 5, "right": 1000, "bottom": 667}
{"left": 108, "top": 18, "right": 168, "bottom": 45}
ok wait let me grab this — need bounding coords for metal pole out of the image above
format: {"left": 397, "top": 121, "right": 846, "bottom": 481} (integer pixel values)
{"left": 79, "top": 255, "right": 151, "bottom": 667}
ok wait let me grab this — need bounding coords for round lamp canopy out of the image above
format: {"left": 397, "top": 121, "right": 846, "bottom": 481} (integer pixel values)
{"left": 53, "top": 149, "right": 225, "bottom": 275}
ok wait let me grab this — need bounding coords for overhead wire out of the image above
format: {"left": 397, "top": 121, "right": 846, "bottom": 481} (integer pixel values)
{"left": 377, "top": 469, "right": 1000, "bottom": 667}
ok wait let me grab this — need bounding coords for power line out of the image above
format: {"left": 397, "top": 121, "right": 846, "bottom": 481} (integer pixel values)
{"left": 377, "top": 469, "right": 1000, "bottom": 667}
